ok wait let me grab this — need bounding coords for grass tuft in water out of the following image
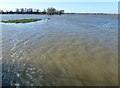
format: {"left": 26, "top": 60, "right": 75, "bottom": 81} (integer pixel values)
{"left": 0, "top": 18, "right": 42, "bottom": 23}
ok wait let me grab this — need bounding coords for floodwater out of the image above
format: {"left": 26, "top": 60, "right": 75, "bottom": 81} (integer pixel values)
{"left": 1, "top": 14, "right": 118, "bottom": 86}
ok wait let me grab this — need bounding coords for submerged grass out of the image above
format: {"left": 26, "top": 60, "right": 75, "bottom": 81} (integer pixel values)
{"left": 0, "top": 18, "right": 42, "bottom": 23}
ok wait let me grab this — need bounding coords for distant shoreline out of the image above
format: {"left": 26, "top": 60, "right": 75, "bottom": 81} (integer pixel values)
{"left": 65, "top": 13, "right": 117, "bottom": 15}
{"left": 0, "top": 13, "right": 117, "bottom": 15}
{"left": 0, "top": 8, "right": 117, "bottom": 15}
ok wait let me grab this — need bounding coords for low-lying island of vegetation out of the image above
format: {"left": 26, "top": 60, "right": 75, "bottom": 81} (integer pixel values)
{"left": 0, "top": 18, "right": 42, "bottom": 23}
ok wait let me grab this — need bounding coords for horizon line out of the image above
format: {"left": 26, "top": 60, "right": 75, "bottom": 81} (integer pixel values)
{"left": 0, "top": 8, "right": 118, "bottom": 14}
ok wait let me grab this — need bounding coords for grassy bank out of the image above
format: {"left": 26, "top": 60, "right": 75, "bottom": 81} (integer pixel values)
{"left": 0, "top": 18, "right": 42, "bottom": 23}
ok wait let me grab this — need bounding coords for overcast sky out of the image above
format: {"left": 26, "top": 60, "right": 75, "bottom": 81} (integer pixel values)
{"left": 0, "top": 0, "right": 118, "bottom": 13}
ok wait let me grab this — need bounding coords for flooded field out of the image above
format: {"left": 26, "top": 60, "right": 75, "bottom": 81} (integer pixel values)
{"left": 1, "top": 14, "right": 118, "bottom": 86}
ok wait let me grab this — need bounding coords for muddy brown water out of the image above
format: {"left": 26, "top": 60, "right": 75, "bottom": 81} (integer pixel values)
{"left": 1, "top": 14, "right": 118, "bottom": 86}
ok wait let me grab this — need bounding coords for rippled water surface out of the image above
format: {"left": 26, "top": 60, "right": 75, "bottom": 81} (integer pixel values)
{"left": 1, "top": 14, "right": 118, "bottom": 86}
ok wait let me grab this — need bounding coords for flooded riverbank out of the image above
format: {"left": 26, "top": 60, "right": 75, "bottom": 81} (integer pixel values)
{"left": 1, "top": 14, "right": 118, "bottom": 86}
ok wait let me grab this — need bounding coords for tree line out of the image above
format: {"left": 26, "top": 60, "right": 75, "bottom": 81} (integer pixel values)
{"left": 0, "top": 7, "right": 64, "bottom": 15}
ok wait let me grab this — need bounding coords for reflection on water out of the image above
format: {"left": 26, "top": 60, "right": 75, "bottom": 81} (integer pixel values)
{"left": 2, "top": 14, "right": 118, "bottom": 86}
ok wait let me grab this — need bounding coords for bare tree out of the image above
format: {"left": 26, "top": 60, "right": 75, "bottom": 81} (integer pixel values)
{"left": 16, "top": 8, "right": 20, "bottom": 14}
{"left": 47, "top": 7, "right": 56, "bottom": 15}
{"left": 0, "top": 9, "right": 4, "bottom": 14}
